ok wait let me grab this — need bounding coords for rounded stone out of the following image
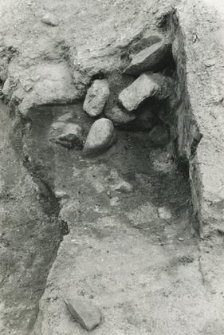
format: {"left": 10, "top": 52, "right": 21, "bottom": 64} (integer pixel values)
{"left": 83, "top": 118, "right": 116, "bottom": 156}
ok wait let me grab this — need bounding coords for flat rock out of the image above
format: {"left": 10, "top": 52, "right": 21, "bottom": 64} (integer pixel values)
{"left": 49, "top": 122, "right": 83, "bottom": 149}
{"left": 105, "top": 106, "right": 136, "bottom": 126}
{"left": 149, "top": 125, "right": 170, "bottom": 147}
{"left": 84, "top": 79, "right": 110, "bottom": 117}
{"left": 83, "top": 118, "right": 116, "bottom": 156}
{"left": 119, "top": 73, "right": 160, "bottom": 112}
{"left": 124, "top": 41, "right": 172, "bottom": 76}
{"left": 64, "top": 296, "right": 101, "bottom": 331}
{"left": 41, "top": 13, "right": 60, "bottom": 26}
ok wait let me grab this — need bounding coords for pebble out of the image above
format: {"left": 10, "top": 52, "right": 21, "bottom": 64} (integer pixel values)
{"left": 158, "top": 207, "right": 172, "bottom": 220}
{"left": 83, "top": 79, "right": 110, "bottom": 117}
{"left": 110, "top": 197, "right": 120, "bottom": 207}
{"left": 41, "top": 13, "right": 60, "bottom": 26}
{"left": 83, "top": 118, "right": 116, "bottom": 156}
{"left": 113, "top": 181, "right": 133, "bottom": 193}
{"left": 65, "top": 295, "right": 102, "bottom": 331}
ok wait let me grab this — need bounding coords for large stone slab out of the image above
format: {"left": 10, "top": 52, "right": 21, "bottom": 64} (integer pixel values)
{"left": 124, "top": 41, "right": 172, "bottom": 76}
{"left": 83, "top": 79, "right": 110, "bottom": 117}
{"left": 64, "top": 295, "right": 102, "bottom": 331}
{"left": 119, "top": 73, "right": 160, "bottom": 112}
{"left": 83, "top": 118, "right": 116, "bottom": 156}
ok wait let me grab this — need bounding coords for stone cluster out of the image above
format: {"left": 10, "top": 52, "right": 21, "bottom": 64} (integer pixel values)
{"left": 49, "top": 36, "right": 173, "bottom": 157}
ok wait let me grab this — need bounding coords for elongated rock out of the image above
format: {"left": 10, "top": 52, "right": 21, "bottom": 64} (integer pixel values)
{"left": 65, "top": 296, "right": 102, "bottom": 331}
{"left": 124, "top": 41, "right": 172, "bottom": 76}
{"left": 119, "top": 73, "right": 160, "bottom": 112}
{"left": 83, "top": 118, "right": 116, "bottom": 156}
{"left": 84, "top": 79, "right": 110, "bottom": 117}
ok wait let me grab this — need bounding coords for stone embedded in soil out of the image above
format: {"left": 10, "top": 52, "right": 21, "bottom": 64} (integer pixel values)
{"left": 65, "top": 296, "right": 102, "bottom": 331}
{"left": 119, "top": 73, "right": 160, "bottom": 112}
{"left": 124, "top": 41, "right": 172, "bottom": 76}
{"left": 149, "top": 125, "right": 170, "bottom": 147}
{"left": 113, "top": 181, "right": 133, "bottom": 193}
{"left": 41, "top": 13, "right": 60, "bottom": 26}
{"left": 49, "top": 122, "right": 84, "bottom": 149}
{"left": 83, "top": 118, "right": 116, "bottom": 156}
{"left": 105, "top": 106, "right": 136, "bottom": 126}
{"left": 158, "top": 207, "right": 172, "bottom": 220}
{"left": 83, "top": 79, "right": 110, "bottom": 117}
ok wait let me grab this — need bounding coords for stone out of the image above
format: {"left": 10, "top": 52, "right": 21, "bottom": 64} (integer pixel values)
{"left": 83, "top": 118, "right": 116, "bottom": 156}
{"left": 119, "top": 73, "right": 160, "bottom": 112}
{"left": 113, "top": 181, "right": 133, "bottom": 193}
{"left": 158, "top": 207, "right": 172, "bottom": 220}
{"left": 49, "top": 122, "right": 84, "bottom": 149}
{"left": 64, "top": 296, "right": 101, "bottom": 331}
{"left": 83, "top": 79, "right": 110, "bottom": 117}
{"left": 105, "top": 106, "right": 136, "bottom": 126}
{"left": 41, "top": 13, "right": 60, "bottom": 26}
{"left": 149, "top": 125, "right": 170, "bottom": 147}
{"left": 18, "top": 63, "right": 81, "bottom": 117}
{"left": 124, "top": 41, "right": 172, "bottom": 76}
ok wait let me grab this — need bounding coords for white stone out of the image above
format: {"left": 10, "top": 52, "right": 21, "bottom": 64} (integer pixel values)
{"left": 158, "top": 207, "right": 172, "bottom": 220}
{"left": 119, "top": 73, "right": 159, "bottom": 112}
{"left": 83, "top": 79, "right": 110, "bottom": 117}
{"left": 83, "top": 118, "right": 116, "bottom": 156}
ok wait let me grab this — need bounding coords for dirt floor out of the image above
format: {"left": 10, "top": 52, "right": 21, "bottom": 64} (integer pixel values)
{"left": 1, "top": 0, "right": 224, "bottom": 334}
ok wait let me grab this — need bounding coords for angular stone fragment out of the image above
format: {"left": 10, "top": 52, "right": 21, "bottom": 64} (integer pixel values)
{"left": 124, "top": 41, "right": 172, "bottom": 76}
{"left": 83, "top": 118, "right": 116, "bottom": 156}
{"left": 84, "top": 79, "right": 110, "bottom": 117}
{"left": 105, "top": 106, "right": 136, "bottom": 126}
{"left": 119, "top": 74, "right": 160, "bottom": 112}
{"left": 149, "top": 125, "right": 170, "bottom": 147}
{"left": 49, "top": 122, "right": 83, "bottom": 149}
{"left": 65, "top": 296, "right": 102, "bottom": 331}
{"left": 41, "top": 13, "right": 60, "bottom": 26}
